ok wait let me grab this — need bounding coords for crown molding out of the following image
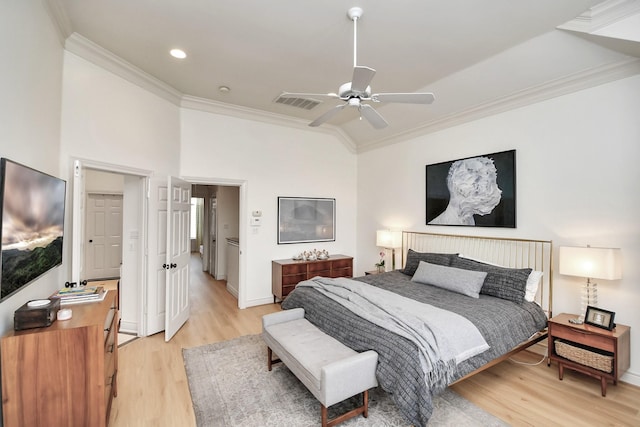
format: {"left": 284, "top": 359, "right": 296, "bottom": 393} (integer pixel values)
{"left": 62, "top": 32, "right": 356, "bottom": 152}
{"left": 42, "top": 0, "right": 72, "bottom": 46}
{"left": 358, "top": 57, "right": 640, "bottom": 153}
{"left": 65, "top": 33, "right": 183, "bottom": 105}
{"left": 558, "top": 0, "right": 640, "bottom": 33}
{"left": 181, "top": 96, "right": 357, "bottom": 153}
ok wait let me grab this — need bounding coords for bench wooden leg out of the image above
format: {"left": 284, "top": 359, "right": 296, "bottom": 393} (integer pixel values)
{"left": 321, "top": 390, "right": 369, "bottom": 427}
{"left": 267, "top": 347, "right": 281, "bottom": 372}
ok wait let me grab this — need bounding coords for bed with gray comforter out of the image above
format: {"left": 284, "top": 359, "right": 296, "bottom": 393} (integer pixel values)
{"left": 281, "top": 268, "right": 548, "bottom": 427}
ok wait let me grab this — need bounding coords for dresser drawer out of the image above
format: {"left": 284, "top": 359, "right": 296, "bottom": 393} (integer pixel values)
{"left": 331, "top": 258, "right": 352, "bottom": 269}
{"left": 330, "top": 267, "right": 352, "bottom": 278}
{"left": 282, "top": 263, "right": 307, "bottom": 275}
{"left": 282, "top": 273, "right": 306, "bottom": 286}
{"left": 308, "top": 261, "right": 331, "bottom": 273}
{"left": 551, "top": 324, "right": 614, "bottom": 352}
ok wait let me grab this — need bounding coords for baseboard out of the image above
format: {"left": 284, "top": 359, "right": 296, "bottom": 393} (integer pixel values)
{"left": 119, "top": 320, "right": 137, "bottom": 334}
{"left": 244, "top": 296, "right": 277, "bottom": 308}
{"left": 621, "top": 370, "right": 640, "bottom": 387}
{"left": 226, "top": 284, "right": 239, "bottom": 298}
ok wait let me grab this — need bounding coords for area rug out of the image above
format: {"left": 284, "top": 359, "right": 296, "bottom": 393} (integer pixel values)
{"left": 183, "top": 334, "right": 507, "bottom": 426}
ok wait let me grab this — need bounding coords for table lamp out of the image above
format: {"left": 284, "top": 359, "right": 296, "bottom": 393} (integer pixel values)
{"left": 559, "top": 246, "right": 622, "bottom": 324}
{"left": 376, "top": 230, "right": 402, "bottom": 271}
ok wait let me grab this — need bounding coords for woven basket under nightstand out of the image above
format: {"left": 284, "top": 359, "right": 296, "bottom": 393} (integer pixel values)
{"left": 555, "top": 339, "right": 614, "bottom": 373}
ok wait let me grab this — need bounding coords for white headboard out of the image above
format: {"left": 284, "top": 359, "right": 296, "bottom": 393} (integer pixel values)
{"left": 402, "top": 231, "right": 554, "bottom": 316}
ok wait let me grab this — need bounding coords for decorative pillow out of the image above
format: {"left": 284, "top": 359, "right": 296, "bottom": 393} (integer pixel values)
{"left": 458, "top": 254, "right": 543, "bottom": 302}
{"left": 411, "top": 261, "right": 487, "bottom": 298}
{"left": 401, "top": 249, "right": 457, "bottom": 276}
{"left": 450, "top": 256, "right": 531, "bottom": 303}
{"left": 525, "top": 270, "right": 544, "bottom": 302}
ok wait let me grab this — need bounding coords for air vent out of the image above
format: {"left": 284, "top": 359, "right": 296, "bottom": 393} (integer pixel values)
{"left": 273, "top": 94, "right": 322, "bottom": 111}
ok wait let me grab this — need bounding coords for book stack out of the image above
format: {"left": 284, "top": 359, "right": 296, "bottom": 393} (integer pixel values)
{"left": 51, "top": 286, "right": 107, "bottom": 305}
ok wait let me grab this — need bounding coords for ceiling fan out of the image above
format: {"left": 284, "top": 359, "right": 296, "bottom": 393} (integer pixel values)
{"left": 279, "top": 6, "right": 435, "bottom": 129}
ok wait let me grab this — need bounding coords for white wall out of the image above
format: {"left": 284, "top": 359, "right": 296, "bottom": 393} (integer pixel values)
{"left": 0, "top": 1, "right": 65, "bottom": 334}
{"left": 357, "top": 74, "right": 640, "bottom": 385}
{"left": 59, "top": 52, "right": 181, "bottom": 177}
{"left": 180, "top": 109, "right": 358, "bottom": 306}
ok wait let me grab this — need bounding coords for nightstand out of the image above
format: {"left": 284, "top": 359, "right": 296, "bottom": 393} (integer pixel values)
{"left": 547, "top": 313, "right": 630, "bottom": 396}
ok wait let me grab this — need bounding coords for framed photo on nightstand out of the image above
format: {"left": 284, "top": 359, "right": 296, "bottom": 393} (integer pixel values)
{"left": 585, "top": 306, "right": 616, "bottom": 330}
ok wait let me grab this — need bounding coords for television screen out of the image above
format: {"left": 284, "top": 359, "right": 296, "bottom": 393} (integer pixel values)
{"left": 0, "top": 158, "right": 66, "bottom": 301}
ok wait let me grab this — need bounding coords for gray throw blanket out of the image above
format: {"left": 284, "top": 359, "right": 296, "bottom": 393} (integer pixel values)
{"left": 297, "top": 277, "right": 489, "bottom": 389}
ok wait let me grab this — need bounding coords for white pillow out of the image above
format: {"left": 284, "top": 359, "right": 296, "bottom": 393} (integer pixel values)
{"left": 524, "top": 270, "right": 544, "bottom": 302}
{"left": 411, "top": 261, "right": 487, "bottom": 298}
{"left": 459, "top": 254, "right": 542, "bottom": 302}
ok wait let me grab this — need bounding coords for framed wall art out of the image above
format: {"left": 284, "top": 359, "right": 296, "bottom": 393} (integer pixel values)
{"left": 584, "top": 306, "right": 616, "bottom": 330}
{"left": 426, "top": 149, "right": 516, "bottom": 228}
{"left": 277, "top": 197, "right": 335, "bottom": 244}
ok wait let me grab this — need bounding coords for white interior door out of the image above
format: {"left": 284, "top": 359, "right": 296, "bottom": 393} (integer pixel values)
{"left": 84, "top": 193, "right": 123, "bottom": 280}
{"left": 209, "top": 198, "right": 217, "bottom": 278}
{"left": 146, "top": 176, "right": 191, "bottom": 340}
{"left": 165, "top": 177, "right": 191, "bottom": 341}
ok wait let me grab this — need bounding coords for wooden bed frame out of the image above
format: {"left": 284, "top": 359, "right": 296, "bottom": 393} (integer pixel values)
{"left": 401, "top": 231, "right": 553, "bottom": 383}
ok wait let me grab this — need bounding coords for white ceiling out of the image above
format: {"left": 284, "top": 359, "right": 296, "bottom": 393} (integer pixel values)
{"left": 48, "top": 0, "right": 640, "bottom": 152}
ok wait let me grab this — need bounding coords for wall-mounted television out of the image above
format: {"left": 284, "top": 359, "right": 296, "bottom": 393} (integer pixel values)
{"left": 0, "top": 158, "right": 66, "bottom": 301}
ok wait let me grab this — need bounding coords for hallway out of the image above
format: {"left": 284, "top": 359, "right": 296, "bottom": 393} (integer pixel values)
{"left": 108, "top": 253, "right": 279, "bottom": 426}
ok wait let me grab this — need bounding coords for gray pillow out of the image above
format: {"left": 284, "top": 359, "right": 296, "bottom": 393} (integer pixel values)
{"left": 411, "top": 261, "right": 487, "bottom": 298}
{"left": 401, "top": 249, "right": 457, "bottom": 276}
{"left": 450, "top": 256, "right": 531, "bottom": 303}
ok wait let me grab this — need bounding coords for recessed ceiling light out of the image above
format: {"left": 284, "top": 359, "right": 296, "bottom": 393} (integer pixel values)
{"left": 170, "top": 49, "right": 187, "bottom": 59}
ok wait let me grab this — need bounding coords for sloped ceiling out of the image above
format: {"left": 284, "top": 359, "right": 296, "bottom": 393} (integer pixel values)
{"left": 47, "top": 0, "right": 640, "bottom": 152}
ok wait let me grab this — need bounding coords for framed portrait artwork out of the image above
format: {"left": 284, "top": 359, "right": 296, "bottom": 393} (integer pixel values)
{"left": 277, "top": 197, "right": 335, "bottom": 244}
{"left": 425, "top": 149, "right": 516, "bottom": 228}
{"left": 584, "top": 306, "right": 616, "bottom": 330}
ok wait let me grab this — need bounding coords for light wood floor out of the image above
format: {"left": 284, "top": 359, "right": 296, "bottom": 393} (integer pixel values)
{"left": 109, "top": 255, "right": 640, "bottom": 426}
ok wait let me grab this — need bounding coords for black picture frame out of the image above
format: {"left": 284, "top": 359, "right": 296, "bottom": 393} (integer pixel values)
{"left": 277, "top": 197, "right": 335, "bottom": 244}
{"left": 584, "top": 306, "right": 616, "bottom": 330}
{"left": 426, "top": 149, "right": 516, "bottom": 227}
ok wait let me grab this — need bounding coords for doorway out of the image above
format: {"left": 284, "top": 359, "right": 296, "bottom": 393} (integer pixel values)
{"left": 84, "top": 193, "right": 123, "bottom": 280}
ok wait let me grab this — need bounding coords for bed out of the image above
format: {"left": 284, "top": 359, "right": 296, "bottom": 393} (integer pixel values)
{"left": 281, "top": 231, "right": 553, "bottom": 426}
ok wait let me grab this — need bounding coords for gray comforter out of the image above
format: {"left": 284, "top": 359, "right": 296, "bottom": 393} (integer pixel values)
{"left": 281, "top": 270, "right": 548, "bottom": 427}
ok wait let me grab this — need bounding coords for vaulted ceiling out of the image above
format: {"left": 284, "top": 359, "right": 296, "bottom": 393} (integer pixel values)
{"left": 47, "top": 0, "right": 640, "bottom": 152}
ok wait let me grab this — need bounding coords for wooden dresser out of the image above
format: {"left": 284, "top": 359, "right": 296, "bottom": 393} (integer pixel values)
{"left": 1, "top": 291, "right": 119, "bottom": 427}
{"left": 272, "top": 254, "right": 353, "bottom": 302}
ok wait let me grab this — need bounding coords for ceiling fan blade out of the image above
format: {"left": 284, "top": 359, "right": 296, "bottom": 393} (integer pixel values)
{"left": 309, "top": 104, "right": 347, "bottom": 127}
{"left": 351, "top": 66, "right": 376, "bottom": 93}
{"left": 359, "top": 104, "right": 388, "bottom": 129}
{"left": 279, "top": 91, "right": 340, "bottom": 99}
{"left": 371, "top": 92, "right": 435, "bottom": 104}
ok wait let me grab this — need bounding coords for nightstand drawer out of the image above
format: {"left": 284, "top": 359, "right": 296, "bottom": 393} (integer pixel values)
{"left": 552, "top": 324, "right": 614, "bottom": 352}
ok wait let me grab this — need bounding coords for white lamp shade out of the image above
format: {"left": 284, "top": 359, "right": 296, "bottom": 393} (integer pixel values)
{"left": 559, "top": 246, "right": 622, "bottom": 280}
{"left": 376, "top": 230, "right": 402, "bottom": 248}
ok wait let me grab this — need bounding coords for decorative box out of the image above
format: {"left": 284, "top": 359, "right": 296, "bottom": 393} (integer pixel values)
{"left": 14, "top": 298, "right": 61, "bottom": 331}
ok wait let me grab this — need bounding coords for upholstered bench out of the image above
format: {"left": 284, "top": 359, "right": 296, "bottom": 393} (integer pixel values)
{"left": 262, "top": 308, "right": 379, "bottom": 427}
